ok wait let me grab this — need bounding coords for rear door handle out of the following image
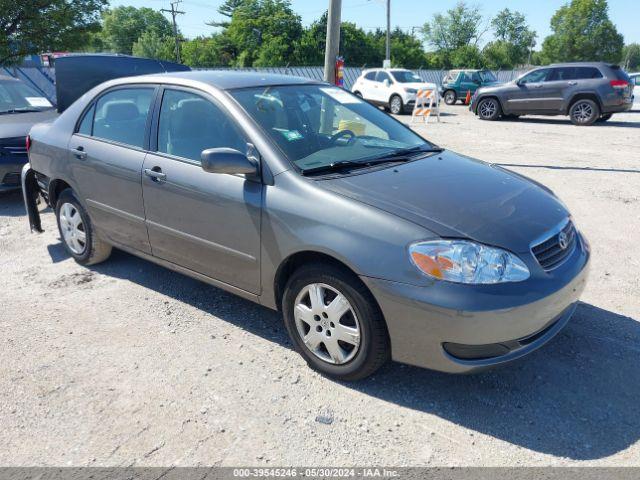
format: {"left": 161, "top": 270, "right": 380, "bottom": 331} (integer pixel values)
{"left": 144, "top": 167, "right": 167, "bottom": 182}
{"left": 70, "top": 146, "right": 87, "bottom": 160}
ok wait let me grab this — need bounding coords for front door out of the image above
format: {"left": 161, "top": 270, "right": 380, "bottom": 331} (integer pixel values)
{"left": 374, "top": 71, "right": 392, "bottom": 103}
{"left": 141, "top": 87, "right": 262, "bottom": 294}
{"left": 68, "top": 86, "right": 156, "bottom": 253}
{"left": 505, "top": 68, "right": 554, "bottom": 113}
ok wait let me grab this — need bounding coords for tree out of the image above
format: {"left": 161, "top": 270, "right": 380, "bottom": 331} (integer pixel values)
{"left": 131, "top": 30, "right": 174, "bottom": 61}
{"left": 182, "top": 35, "right": 234, "bottom": 68}
{"left": 450, "top": 44, "right": 483, "bottom": 68}
{"left": 208, "top": 0, "right": 245, "bottom": 27}
{"left": 218, "top": 0, "right": 303, "bottom": 67}
{"left": 422, "top": 1, "right": 486, "bottom": 52}
{"left": 622, "top": 43, "right": 640, "bottom": 70}
{"left": 484, "top": 8, "right": 536, "bottom": 67}
{"left": 0, "top": 0, "right": 106, "bottom": 65}
{"left": 540, "top": 0, "right": 623, "bottom": 64}
{"left": 99, "top": 6, "right": 173, "bottom": 55}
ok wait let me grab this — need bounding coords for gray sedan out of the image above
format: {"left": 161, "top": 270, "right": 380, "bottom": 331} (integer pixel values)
{"left": 23, "top": 71, "right": 590, "bottom": 380}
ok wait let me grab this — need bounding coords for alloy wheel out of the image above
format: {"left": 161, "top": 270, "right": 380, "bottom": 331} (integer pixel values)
{"left": 293, "top": 283, "right": 361, "bottom": 365}
{"left": 445, "top": 91, "right": 456, "bottom": 104}
{"left": 479, "top": 99, "right": 497, "bottom": 119}
{"left": 59, "top": 202, "right": 86, "bottom": 254}
{"left": 572, "top": 102, "right": 593, "bottom": 124}
{"left": 390, "top": 96, "right": 402, "bottom": 114}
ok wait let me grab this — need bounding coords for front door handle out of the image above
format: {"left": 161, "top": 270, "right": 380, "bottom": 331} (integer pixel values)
{"left": 568, "top": 81, "right": 578, "bottom": 86}
{"left": 144, "top": 167, "right": 167, "bottom": 182}
{"left": 70, "top": 146, "right": 87, "bottom": 160}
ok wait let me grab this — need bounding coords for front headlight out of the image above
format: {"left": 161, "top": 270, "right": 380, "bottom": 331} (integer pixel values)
{"left": 409, "top": 240, "right": 530, "bottom": 284}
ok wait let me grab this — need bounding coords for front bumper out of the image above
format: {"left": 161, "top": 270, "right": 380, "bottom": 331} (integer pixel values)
{"left": 362, "top": 238, "right": 590, "bottom": 373}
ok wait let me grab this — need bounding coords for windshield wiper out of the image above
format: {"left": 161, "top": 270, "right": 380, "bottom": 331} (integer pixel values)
{"left": 301, "top": 147, "right": 444, "bottom": 176}
{"left": 0, "top": 107, "right": 43, "bottom": 114}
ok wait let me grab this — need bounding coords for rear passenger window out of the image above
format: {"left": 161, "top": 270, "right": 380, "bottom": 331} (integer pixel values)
{"left": 92, "top": 88, "right": 154, "bottom": 148}
{"left": 157, "top": 89, "right": 246, "bottom": 163}
{"left": 364, "top": 71, "right": 376, "bottom": 81}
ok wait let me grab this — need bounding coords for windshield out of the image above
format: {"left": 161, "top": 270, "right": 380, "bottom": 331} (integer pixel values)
{"left": 391, "top": 70, "right": 422, "bottom": 83}
{"left": 0, "top": 80, "right": 53, "bottom": 113}
{"left": 230, "top": 84, "right": 432, "bottom": 174}
{"left": 478, "top": 71, "right": 497, "bottom": 82}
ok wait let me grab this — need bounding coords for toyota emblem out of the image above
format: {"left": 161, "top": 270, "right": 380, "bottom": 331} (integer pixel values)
{"left": 558, "top": 231, "right": 569, "bottom": 250}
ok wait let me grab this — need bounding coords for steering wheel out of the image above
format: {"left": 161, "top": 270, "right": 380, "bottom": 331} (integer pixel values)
{"left": 329, "top": 129, "right": 357, "bottom": 146}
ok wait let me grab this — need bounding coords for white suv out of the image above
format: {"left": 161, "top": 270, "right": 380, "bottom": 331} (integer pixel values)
{"left": 351, "top": 68, "right": 437, "bottom": 115}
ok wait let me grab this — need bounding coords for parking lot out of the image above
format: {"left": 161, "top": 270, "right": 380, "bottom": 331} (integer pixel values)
{"left": 1, "top": 104, "right": 639, "bottom": 467}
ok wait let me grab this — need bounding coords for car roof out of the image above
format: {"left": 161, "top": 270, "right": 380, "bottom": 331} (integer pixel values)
{"left": 139, "top": 70, "right": 322, "bottom": 90}
{"left": 547, "top": 61, "right": 614, "bottom": 67}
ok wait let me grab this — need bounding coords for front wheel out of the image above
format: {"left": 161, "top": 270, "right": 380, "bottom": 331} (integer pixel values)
{"left": 569, "top": 99, "right": 600, "bottom": 126}
{"left": 477, "top": 97, "right": 502, "bottom": 121}
{"left": 55, "top": 189, "right": 112, "bottom": 265}
{"left": 443, "top": 90, "right": 457, "bottom": 105}
{"left": 282, "top": 264, "right": 390, "bottom": 381}
{"left": 389, "top": 95, "right": 404, "bottom": 115}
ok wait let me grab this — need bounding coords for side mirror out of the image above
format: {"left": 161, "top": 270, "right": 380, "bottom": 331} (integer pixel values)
{"left": 383, "top": 79, "right": 390, "bottom": 87}
{"left": 201, "top": 148, "right": 258, "bottom": 175}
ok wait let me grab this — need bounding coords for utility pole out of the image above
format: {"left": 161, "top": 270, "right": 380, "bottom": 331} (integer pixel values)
{"left": 161, "top": 0, "right": 185, "bottom": 64}
{"left": 323, "top": 0, "right": 342, "bottom": 83}
{"left": 384, "top": 0, "right": 391, "bottom": 68}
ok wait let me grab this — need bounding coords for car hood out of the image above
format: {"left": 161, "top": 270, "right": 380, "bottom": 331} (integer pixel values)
{"left": 318, "top": 150, "right": 568, "bottom": 254}
{"left": 0, "top": 109, "right": 59, "bottom": 138}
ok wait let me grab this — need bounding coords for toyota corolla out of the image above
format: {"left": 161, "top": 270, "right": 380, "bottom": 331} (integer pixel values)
{"left": 22, "top": 71, "right": 590, "bottom": 380}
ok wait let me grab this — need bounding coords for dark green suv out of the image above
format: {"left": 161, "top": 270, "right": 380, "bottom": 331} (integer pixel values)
{"left": 440, "top": 69, "right": 500, "bottom": 105}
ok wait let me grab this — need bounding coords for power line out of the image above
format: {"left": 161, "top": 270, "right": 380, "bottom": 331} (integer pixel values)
{"left": 161, "top": 0, "right": 185, "bottom": 63}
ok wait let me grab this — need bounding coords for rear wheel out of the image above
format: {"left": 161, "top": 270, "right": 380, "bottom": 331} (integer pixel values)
{"left": 443, "top": 90, "right": 457, "bottom": 105}
{"left": 596, "top": 113, "right": 613, "bottom": 122}
{"left": 389, "top": 94, "right": 404, "bottom": 115}
{"left": 55, "top": 189, "right": 111, "bottom": 266}
{"left": 282, "top": 263, "right": 390, "bottom": 381}
{"left": 569, "top": 99, "right": 600, "bottom": 126}
{"left": 477, "top": 97, "right": 502, "bottom": 121}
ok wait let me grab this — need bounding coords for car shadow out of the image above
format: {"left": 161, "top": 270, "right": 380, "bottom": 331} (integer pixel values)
{"left": 0, "top": 189, "right": 27, "bottom": 217}
{"left": 504, "top": 116, "right": 640, "bottom": 128}
{"left": 51, "top": 247, "right": 638, "bottom": 462}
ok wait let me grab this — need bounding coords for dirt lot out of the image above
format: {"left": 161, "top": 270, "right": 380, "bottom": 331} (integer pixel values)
{"left": 1, "top": 105, "right": 639, "bottom": 467}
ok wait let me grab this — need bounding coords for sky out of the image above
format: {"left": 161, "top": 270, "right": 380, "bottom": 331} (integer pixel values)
{"left": 110, "top": 0, "right": 640, "bottom": 47}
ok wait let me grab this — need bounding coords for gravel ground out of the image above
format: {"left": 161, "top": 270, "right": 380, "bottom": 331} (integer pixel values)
{"left": 1, "top": 105, "right": 639, "bottom": 467}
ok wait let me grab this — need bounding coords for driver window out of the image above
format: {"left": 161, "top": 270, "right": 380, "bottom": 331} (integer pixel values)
{"left": 520, "top": 69, "right": 551, "bottom": 84}
{"left": 157, "top": 89, "right": 246, "bottom": 162}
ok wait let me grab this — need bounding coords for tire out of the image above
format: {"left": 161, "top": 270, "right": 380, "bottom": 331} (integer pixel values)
{"left": 477, "top": 97, "right": 502, "bottom": 121}
{"left": 443, "top": 90, "right": 457, "bottom": 105}
{"left": 389, "top": 94, "right": 404, "bottom": 115}
{"left": 569, "top": 99, "right": 600, "bottom": 126}
{"left": 282, "top": 263, "right": 390, "bottom": 381}
{"left": 596, "top": 113, "right": 613, "bottom": 122}
{"left": 55, "top": 189, "right": 112, "bottom": 266}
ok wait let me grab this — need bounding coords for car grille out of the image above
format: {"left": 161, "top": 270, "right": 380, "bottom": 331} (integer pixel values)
{"left": 0, "top": 137, "right": 28, "bottom": 158}
{"left": 531, "top": 220, "right": 577, "bottom": 271}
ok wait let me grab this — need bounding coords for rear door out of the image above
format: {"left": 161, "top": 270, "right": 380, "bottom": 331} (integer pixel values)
{"left": 359, "top": 71, "right": 378, "bottom": 101}
{"left": 141, "top": 86, "right": 262, "bottom": 293}
{"left": 68, "top": 85, "right": 156, "bottom": 253}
